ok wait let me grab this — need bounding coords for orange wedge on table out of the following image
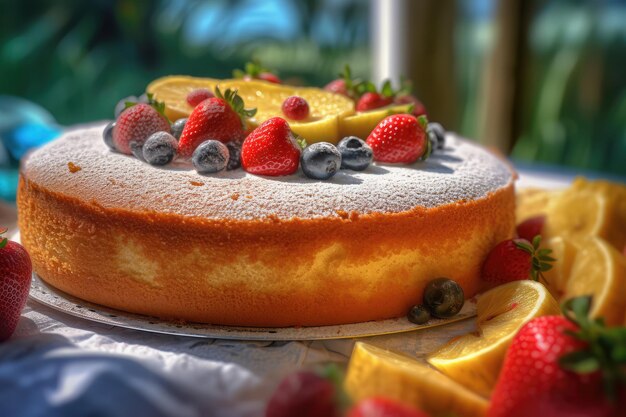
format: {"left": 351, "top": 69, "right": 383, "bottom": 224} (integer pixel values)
{"left": 345, "top": 342, "right": 489, "bottom": 417}
{"left": 147, "top": 76, "right": 355, "bottom": 143}
{"left": 426, "top": 281, "right": 560, "bottom": 398}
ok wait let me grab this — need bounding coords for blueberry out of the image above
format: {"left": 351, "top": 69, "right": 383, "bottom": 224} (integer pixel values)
{"left": 171, "top": 118, "right": 187, "bottom": 140}
{"left": 143, "top": 132, "right": 177, "bottom": 166}
{"left": 407, "top": 304, "right": 431, "bottom": 325}
{"left": 192, "top": 140, "right": 229, "bottom": 174}
{"left": 423, "top": 278, "right": 464, "bottom": 319}
{"left": 337, "top": 136, "right": 373, "bottom": 171}
{"left": 103, "top": 121, "right": 116, "bottom": 150}
{"left": 226, "top": 141, "right": 242, "bottom": 170}
{"left": 114, "top": 95, "right": 139, "bottom": 118}
{"left": 129, "top": 141, "right": 145, "bottom": 161}
{"left": 427, "top": 122, "right": 446, "bottom": 150}
{"left": 300, "top": 142, "right": 342, "bottom": 180}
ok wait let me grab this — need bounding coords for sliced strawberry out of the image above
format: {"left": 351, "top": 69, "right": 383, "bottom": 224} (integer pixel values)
{"left": 366, "top": 114, "right": 429, "bottom": 164}
{"left": 0, "top": 228, "right": 32, "bottom": 342}
{"left": 178, "top": 87, "right": 256, "bottom": 158}
{"left": 241, "top": 117, "right": 301, "bottom": 176}
{"left": 482, "top": 236, "right": 555, "bottom": 284}
{"left": 488, "top": 297, "right": 624, "bottom": 417}
{"left": 113, "top": 103, "right": 171, "bottom": 155}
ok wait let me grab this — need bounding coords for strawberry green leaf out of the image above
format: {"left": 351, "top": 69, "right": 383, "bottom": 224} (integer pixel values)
{"left": 559, "top": 350, "right": 601, "bottom": 373}
{"left": 381, "top": 80, "right": 394, "bottom": 97}
{"left": 419, "top": 135, "right": 432, "bottom": 162}
{"left": 532, "top": 235, "right": 542, "bottom": 249}
{"left": 417, "top": 115, "right": 428, "bottom": 129}
{"left": 295, "top": 135, "right": 307, "bottom": 150}
{"left": 0, "top": 237, "right": 7, "bottom": 249}
{"left": 514, "top": 240, "right": 534, "bottom": 254}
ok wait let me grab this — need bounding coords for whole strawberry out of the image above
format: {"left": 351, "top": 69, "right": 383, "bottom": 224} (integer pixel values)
{"left": 394, "top": 94, "right": 427, "bottom": 117}
{"left": 0, "top": 228, "right": 32, "bottom": 342}
{"left": 265, "top": 371, "right": 340, "bottom": 417}
{"left": 516, "top": 216, "right": 545, "bottom": 242}
{"left": 356, "top": 92, "right": 393, "bottom": 112}
{"left": 482, "top": 236, "right": 555, "bottom": 284}
{"left": 324, "top": 65, "right": 356, "bottom": 99}
{"left": 241, "top": 117, "right": 301, "bottom": 176}
{"left": 324, "top": 79, "right": 349, "bottom": 96}
{"left": 347, "top": 397, "right": 430, "bottom": 417}
{"left": 234, "top": 60, "right": 282, "bottom": 84}
{"left": 186, "top": 88, "right": 214, "bottom": 107}
{"left": 488, "top": 297, "right": 624, "bottom": 417}
{"left": 113, "top": 103, "right": 171, "bottom": 155}
{"left": 178, "top": 87, "right": 256, "bottom": 158}
{"left": 366, "top": 114, "right": 429, "bottom": 164}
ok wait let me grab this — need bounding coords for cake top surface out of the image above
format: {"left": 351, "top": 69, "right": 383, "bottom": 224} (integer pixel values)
{"left": 22, "top": 123, "right": 514, "bottom": 221}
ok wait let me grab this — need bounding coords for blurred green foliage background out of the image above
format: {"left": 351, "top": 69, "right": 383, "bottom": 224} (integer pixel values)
{"left": 1, "top": 0, "right": 625, "bottom": 178}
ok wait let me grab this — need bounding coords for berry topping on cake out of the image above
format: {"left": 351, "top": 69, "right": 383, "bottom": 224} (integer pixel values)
{"left": 102, "top": 121, "right": 116, "bottom": 150}
{"left": 301, "top": 142, "right": 342, "bottom": 180}
{"left": 366, "top": 114, "right": 429, "bottom": 164}
{"left": 356, "top": 92, "right": 393, "bottom": 112}
{"left": 348, "top": 397, "right": 429, "bottom": 417}
{"left": 170, "top": 118, "right": 187, "bottom": 140}
{"left": 142, "top": 132, "right": 177, "bottom": 166}
{"left": 516, "top": 215, "right": 545, "bottom": 242}
{"left": 113, "top": 102, "right": 171, "bottom": 155}
{"left": 0, "top": 228, "right": 32, "bottom": 342}
{"left": 395, "top": 94, "right": 427, "bottom": 117}
{"left": 281, "top": 96, "right": 310, "bottom": 121}
{"left": 233, "top": 59, "right": 282, "bottom": 84}
{"left": 225, "top": 141, "right": 242, "bottom": 171}
{"left": 186, "top": 88, "right": 214, "bottom": 107}
{"left": 426, "top": 122, "right": 446, "bottom": 150}
{"left": 192, "top": 140, "right": 229, "bottom": 174}
{"left": 482, "top": 236, "right": 555, "bottom": 284}
{"left": 337, "top": 136, "right": 373, "bottom": 171}
{"left": 423, "top": 278, "right": 464, "bottom": 319}
{"left": 407, "top": 304, "right": 431, "bottom": 325}
{"left": 241, "top": 117, "right": 301, "bottom": 176}
{"left": 130, "top": 141, "right": 146, "bottom": 161}
{"left": 324, "top": 65, "right": 357, "bottom": 99}
{"left": 178, "top": 87, "right": 256, "bottom": 158}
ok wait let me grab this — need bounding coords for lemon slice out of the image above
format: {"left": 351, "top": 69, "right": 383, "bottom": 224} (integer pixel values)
{"left": 545, "top": 188, "right": 610, "bottom": 242}
{"left": 515, "top": 188, "right": 560, "bottom": 223}
{"left": 338, "top": 104, "right": 413, "bottom": 139}
{"left": 344, "top": 342, "right": 488, "bottom": 417}
{"left": 146, "top": 76, "right": 354, "bottom": 143}
{"left": 563, "top": 237, "right": 626, "bottom": 325}
{"left": 427, "top": 281, "right": 560, "bottom": 397}
{"left": 543, "top": 236, "right": 578, "bottom": 299}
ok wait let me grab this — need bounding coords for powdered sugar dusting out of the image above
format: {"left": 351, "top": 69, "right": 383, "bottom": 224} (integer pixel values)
{"left": 22, "top": 123, "right": 513, "bottom": 220}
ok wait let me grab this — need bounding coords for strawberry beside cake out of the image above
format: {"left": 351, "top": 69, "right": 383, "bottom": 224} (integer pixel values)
{"left": 16, "top": 75, "right": 515, "bottom": 327}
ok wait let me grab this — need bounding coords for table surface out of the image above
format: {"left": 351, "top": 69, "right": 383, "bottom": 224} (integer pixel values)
{"left": 0, "top": 169, "right": 576, "bottom": 417}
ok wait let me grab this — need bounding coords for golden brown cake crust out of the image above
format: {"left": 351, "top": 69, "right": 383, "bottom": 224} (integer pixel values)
{"left": 17, "top": 173, "right": 515, "bottom": 327}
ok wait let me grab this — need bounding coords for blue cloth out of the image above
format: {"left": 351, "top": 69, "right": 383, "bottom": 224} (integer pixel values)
{"left": 0, "top": 335, "right": 207, "bottom": 417}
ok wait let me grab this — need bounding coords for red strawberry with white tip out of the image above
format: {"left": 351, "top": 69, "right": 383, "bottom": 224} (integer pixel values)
{"left": 347, "top": 397, "right": 430, "bottom": 417}
{"left": 366, "top": 114, "right": 429, "bottom": 164}
{"left": 113, "top": 103, "right": 171, "bottom": 155}
{"left": 178, "top": 87, "right": 256, "bottom": 158}
{"left": 488, "top": 297, "right": 625, "bottom": 417}
{"left": 482, "top": 236, "right": 555, "bottom": 284}
{"left": 0, "top": 228, "right": 32, "bottom": 342}
{"left": 356, "top": 92, "right": 393, "bottom": 112}
{"left": 241, "top": 117, "right": 301, "bottom": 176}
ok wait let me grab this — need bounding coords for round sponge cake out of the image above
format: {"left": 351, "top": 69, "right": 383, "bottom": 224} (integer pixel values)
{"left": 17, "top": 124, "right": 515, "bottom": 326}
